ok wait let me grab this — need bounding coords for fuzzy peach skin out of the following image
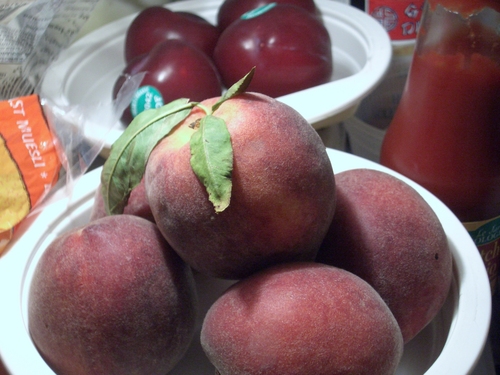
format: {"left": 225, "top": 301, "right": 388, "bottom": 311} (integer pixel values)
{"left": 200, "top": 262, "right": 404, "bottom": 375}
{"left": 316, "top": 168, "right": 453, "bottom": 343}
{"left": 145, "top": 92, "right": 336, "bottom": 280}
{"left": 90, "top": 178, "right": 155, "bottom": 223}
{"left": 28, "top": 215, "right": 198, "bottom": 375}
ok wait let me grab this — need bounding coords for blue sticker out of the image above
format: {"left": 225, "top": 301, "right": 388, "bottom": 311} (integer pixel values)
{"left": 241, "top": 3, "right": 277, "bottom": 20}
{"left": 130, "top": 85, "right": 164, "bottom": 117}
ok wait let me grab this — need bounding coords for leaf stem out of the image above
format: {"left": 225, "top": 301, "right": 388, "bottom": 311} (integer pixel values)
{"left": 195, "top": 102, "right": 212, "bottom": 116}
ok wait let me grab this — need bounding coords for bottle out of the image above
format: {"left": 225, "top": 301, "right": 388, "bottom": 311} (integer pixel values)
{"left": 342, "top": 0, "right": 424, "bottom": 162}
{"left": 380, "top": 0, "right": 500, "bottom": 293}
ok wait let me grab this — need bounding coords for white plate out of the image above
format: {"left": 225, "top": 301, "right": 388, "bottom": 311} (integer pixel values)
{"left": 0, "top": 148, "right": 491, "bottom": 375}
{"left": 39, "top": 0, "right": 392, "bottom": 150}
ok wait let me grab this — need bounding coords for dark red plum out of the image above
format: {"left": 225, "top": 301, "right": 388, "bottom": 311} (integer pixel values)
{"left": 214, "top": 4, "right": 332, "bottom": 98}
{"left": 114, "top": 39, "right": 222, "bottom": 125}
{"left": 125, "top": 6, "right": 220, "bottom": 63}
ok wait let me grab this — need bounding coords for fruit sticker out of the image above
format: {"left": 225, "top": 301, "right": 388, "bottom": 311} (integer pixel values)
{"left": 0, "top": 95, "right": 61, "bottom": 254}
{"left": 240, "top": 3, "right": 277, "bottom": 19}
{"left": 102, "top": 69, "right": 254, "bottom": 217}
{"left": 130, "top": 85, "right": 164, "bottom": 117}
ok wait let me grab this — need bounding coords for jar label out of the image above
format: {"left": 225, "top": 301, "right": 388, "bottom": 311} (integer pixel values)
{"left": 130, "top": 86, "right": 164, "bottom": 118}
{"left": 366, "top": 0, "right": 425, "bottom": 40}
{"left": 463, "top": 215, "right": 500, "bottom": 294}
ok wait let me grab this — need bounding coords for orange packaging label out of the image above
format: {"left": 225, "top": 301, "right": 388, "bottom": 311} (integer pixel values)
{"left": 0, "top": 95, "right": 61, "bottom": 253}
{"left": 367, "top": 0, "right": 425, "bottom": 40}
{"left": 463, "top": 215, "right": 500, "bottom": 295}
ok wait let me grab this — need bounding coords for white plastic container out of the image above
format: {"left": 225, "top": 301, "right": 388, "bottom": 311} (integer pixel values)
{"left": 344, "top": 40, "right": 414, "bottom": 162}
{"left": 39, "top": 0, "right": 392, "bottom": 151}
{"left": 0, "top": 148, "right": 492, "bottom": 375}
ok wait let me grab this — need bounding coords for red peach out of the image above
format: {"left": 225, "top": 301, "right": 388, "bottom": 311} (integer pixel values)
{"left": 145, "top": 92, "right": 336, "bottom": 279}
{"left": 200, "top": 262, "right": 404, "bottom": 375}
{"left": 28, "top": 215, "right": 198, "bottom": 375}
{"left": 316, "top": 168, "right": 453, "bottom": 343}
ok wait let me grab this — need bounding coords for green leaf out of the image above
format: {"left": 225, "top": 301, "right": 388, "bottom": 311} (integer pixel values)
{"left": 190, "top": 115, "right": 233, "bottom": 213}
{"left": 101, "top": 98, "right": 195, "bottom": 215}
{"left": 211, "top": 67, "right": 255, "bottom": 113}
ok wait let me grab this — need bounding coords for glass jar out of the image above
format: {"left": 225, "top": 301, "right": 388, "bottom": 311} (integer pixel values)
{"left": 380, "top": 0, "right": 500, "bottom": 293}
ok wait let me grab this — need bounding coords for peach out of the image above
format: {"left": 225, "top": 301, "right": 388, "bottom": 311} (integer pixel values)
{"left": 28, "top": 215, "right": 198, "bottom": 375}
{"left": 200, "top": 262, "right": 404, "bottom": 375}
{"left": 145, "top": 92, "right": 336, "bottom": 279}
{"left": 90, "top": 178, "right": 155, "bottom": 223}
{"left": 316, "top": 168, "right": 453, "bottom": 343}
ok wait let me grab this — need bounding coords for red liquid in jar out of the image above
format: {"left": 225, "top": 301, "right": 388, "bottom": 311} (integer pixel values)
{"left": 380, "top": 50, "right": 500, "bottom": 222}
{"left": 380, "top": 6, "right": 500, "bottom": 290}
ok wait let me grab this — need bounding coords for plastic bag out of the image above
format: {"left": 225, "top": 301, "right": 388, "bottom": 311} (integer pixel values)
{"left": 0, "top": 72, "right": 140, "bottom": 254}
{"left": 0, "top": 0, "right": 100, "bottom": 100}
{"left": 0, "top": 0, "right": 146, "bottom": 253}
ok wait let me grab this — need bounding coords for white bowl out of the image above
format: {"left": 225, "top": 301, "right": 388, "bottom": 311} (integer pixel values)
{"left": 39, "top": 0, "right": 391, "bottom": 150}
{"left": 0, "top": 148, "right": 491, "bottom": 375}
